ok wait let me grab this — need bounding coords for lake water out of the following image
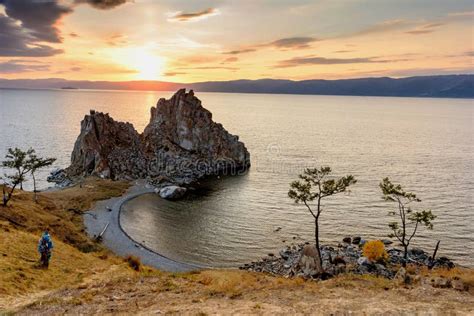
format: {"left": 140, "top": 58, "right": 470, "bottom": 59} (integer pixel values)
{"left": 1, "top": 88, "right": 473, "bottom": 267}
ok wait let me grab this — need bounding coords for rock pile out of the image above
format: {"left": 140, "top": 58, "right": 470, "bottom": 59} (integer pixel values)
{"left": 240, "top": 236, "right": 455, "bottom": 281}
{"left": 48, "top": 89, "right": 250, "bottom": 191}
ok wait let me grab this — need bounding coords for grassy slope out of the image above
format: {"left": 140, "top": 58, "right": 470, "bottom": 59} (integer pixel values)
{"left": 0, "top": 178, "right": 131, "bottom": 299}
{"left": 0, "top": 179, "right": 473, "bottom": 314}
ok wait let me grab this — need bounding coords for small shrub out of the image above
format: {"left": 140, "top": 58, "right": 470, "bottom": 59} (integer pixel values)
{"left": 125, "top": 255, "right": 141, "bottom": 271}
{"left": 363, "top": 240, "right": 388, "bottom": 263}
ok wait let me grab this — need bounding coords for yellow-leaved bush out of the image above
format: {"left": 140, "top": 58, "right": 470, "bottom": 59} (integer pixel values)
{"left": 362, "top": 240, "right": 389, "bottom": 263}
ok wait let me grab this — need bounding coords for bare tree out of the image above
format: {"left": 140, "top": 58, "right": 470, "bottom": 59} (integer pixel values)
{"left": 288, "top": 167, "right": 357, "bottom": 268}
{"left": 380, "top": 177, "right": 436, "bottom": 261}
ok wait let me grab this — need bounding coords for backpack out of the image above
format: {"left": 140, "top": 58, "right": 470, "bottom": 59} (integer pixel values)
{"left": 40, "top": 238, "right": 50, "bottom": 253}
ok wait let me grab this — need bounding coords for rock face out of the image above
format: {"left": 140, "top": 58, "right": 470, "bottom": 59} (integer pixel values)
{"left": 62, "top": 89, "right": 250, "bottom": 185}
{"left": 67, "top": 110, "right": 144, "bottom": 180}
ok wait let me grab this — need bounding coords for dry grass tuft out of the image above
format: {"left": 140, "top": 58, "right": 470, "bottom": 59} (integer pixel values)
{"left": 419, "top": 266, "right": 474, "bottom": 292}
{"left": 125, "top": 255, "right": 141, "bottom": 271}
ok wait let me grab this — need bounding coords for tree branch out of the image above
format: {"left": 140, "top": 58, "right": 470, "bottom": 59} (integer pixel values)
{"left": 407, "top": 220, "right": 419, "bottom": 244}
{"left": 303, "top": 200, "right": 317, "bottom": 219}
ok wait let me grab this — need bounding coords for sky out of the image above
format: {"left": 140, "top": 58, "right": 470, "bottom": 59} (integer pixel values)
{"left": 0, "top": 0, "right": 473, "bottom": 82}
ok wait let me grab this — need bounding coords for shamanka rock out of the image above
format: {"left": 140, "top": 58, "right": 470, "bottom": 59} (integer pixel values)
{"left": 58, "top": 89, "right": 250, "bottom": 186}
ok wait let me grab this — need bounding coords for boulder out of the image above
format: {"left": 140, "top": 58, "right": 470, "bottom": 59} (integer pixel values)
{"left": 451, "top": 277, "right": 468, "bottom": 291}
{"left": 159, "top": 186, "right": 187, "bottom": 200}
{"left": 431, "top": 276, "right": 451, "bottom": 288}
{"left": 65, "top": 89, "right": 250, "bottom": 186}
{"left": 352, "top": 236, "right": 361, "bottom": 245}
{"left": 47, "top": 168, "right": 72, "bottom": 188}
{"left": 393, "top": 267, "right": 407, "bottom": 285}
{"left": 381, "top": 239, "right": 393, "bottom": 246}
{"left": 298, "top": 244, "right": 323, "bottom": 276}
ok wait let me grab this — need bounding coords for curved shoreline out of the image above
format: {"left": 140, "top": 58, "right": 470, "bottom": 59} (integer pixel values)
{"left": 84, "top": 181, "right": 203, "bottom": 272}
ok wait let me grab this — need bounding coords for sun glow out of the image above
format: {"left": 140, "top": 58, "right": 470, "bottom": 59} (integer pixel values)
{"left": 120, "top": 48, "right": 166, "bottom": 80}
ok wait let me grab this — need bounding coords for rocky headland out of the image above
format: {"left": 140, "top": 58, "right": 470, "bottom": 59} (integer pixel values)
{"left": 48, "top": 89, "right": 250, "bottom": 193}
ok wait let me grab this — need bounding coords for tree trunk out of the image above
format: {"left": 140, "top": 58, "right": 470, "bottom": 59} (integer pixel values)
{"left": 3, "top": 183, "right": 18, "bottom": 207}
{"left": 429, "top": 240, "right": 440, "bottom": 269}
{"left": 32, "top": 172, "right": 37, "bottom": 203}
{"left": 314, "top": 218, "right": 323, "bottom": 267}
{"left": 403, "top": 244, "right": 408, "bottom": 267}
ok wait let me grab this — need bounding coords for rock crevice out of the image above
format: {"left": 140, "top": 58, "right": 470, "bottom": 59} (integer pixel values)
{"left": 62, "top": 89, "right": 250, "bottom": 185}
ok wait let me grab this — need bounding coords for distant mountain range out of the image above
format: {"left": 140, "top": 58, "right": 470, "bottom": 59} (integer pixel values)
{"left": 0, "top": 74, "right": 473, "bottom": 98}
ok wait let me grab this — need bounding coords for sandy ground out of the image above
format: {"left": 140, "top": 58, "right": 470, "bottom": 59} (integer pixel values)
{"left": 12, "top": 270, "right": 474, "bottom": 315}
{"left": 84, "top": 180, "right": 201, "bottom": 272}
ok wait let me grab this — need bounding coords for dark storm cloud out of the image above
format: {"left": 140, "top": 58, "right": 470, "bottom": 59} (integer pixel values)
{"left": 1, "top": 0, "right": 72, "bottom": 43}
{"left": 0, "top": 14, "right": 63, "bottom": 56}
{"left": 169, "top": 8, "right": 218, "bottom": 22}
{"left": 74, "top": 0, "right": 129, "bottom": 10}
{"left": 275, "top": 56, "right": 392, "bottom": 68}
{"left": 0, "top": 0, "right": 70, "bottom": 57}
{"left": 0, "top": 59, "right": 50, "bottom": 73}
{"left": 0, "top": 0, "right": 130, "bottom": 58}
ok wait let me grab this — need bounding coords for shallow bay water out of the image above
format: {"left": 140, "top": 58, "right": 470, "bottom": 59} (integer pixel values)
{"left": 1, "top": 88, "right": 473, "bottom": 267}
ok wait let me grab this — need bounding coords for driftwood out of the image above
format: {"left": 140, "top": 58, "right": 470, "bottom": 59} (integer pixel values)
{"left": 95, "top": 222, "right": 109, "bottom": 242}
{"left": 84, "top": 212, "right": 97, "bottom": 220}
{"left": 428, "top": 240, "right": 441, "bottom": 269}
{"left": 67, "top": 208, "right": 83, "bottom": 215}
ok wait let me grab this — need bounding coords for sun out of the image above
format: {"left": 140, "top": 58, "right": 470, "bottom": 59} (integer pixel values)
{"left": 119, "top": 48, "right": 165, "bottom": 80}
{"left": 133, "top": 51, "right": 165, "bottom": 80}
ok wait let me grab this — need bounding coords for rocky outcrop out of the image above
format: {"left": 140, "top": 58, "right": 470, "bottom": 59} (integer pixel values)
{"left": 61, "top": 89, "right": 250, "bottom": 186}
{"left": 67, "top": 110, "right": 144, "bottom": 180}
{"left": 240, "top": 236, "right": 455, "bottom": 280}
{"left": 158, "top": 186, "right": 187, "bottom": 200}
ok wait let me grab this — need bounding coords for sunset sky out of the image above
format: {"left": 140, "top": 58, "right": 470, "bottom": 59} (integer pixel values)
{"left": 0, "top": 0, "right": 473, "bottom": 82}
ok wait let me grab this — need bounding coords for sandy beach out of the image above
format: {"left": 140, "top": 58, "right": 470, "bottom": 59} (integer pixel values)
{"left": 84, "top": 180, "right": 202, "bottom": 272}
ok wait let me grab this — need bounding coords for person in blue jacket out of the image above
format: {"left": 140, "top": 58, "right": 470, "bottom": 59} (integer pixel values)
{"left": 38, "top": 229, "right": 53, "bottom": 268}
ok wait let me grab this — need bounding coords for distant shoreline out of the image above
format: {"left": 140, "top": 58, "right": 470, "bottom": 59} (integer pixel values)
{"left": 1, "top": 74, "right": 473, "bottom": 99}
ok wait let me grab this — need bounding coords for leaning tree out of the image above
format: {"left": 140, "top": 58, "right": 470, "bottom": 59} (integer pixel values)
{"left": 2, "top": 147, "right": 33, "bottom": 190}
{"left": 288, "top": 167, "right": 357, "bottom": 269}
{"left": 2, "top": 148, "right": 33, "bottom": 206}
{"left": 1, "top": 147, "right": 56, "bottom": 206}
{"left": 380, "top": 177, "right": 436, "bottom": 261}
